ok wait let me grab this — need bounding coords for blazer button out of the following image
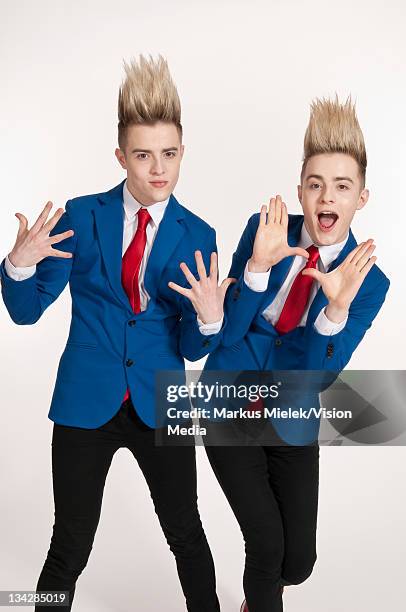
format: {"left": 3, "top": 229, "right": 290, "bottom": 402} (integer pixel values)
{"left": 126, "top": 359, "right": 134, "bottom": 367}
{"left": 128, "top": 320, "right": 136, "bottom": 327}
{"left": 275, "top": 338, "right": 282, "bottom": 347}
{"left": 202, "top": 339, "right": 211, "bottom": 347}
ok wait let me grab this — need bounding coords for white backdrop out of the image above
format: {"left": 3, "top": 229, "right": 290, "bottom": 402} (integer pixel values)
{"left": 0, "top": 1, "right": 405, "bottom": 610}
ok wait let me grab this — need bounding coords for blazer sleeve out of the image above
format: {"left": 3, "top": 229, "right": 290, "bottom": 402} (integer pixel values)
{"left": 221, "top": 213, "right": 267, "bottom": 347}
{"left": 302, "top": 275, "right": 390, "bottom": 371}
{"left": 0, "top": 201, "right": 77, "bottom": 325}
{"left": 178, "top": 226, "right": 224, "bottom": 361}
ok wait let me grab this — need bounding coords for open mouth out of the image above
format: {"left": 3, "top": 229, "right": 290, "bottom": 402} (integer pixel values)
{"left": 317, "top": 211, "right": 339, "bottom": 232}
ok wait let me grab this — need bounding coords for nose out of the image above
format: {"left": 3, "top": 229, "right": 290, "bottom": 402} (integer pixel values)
{"left": 321, "top": 184, "right": 335, "bottom": 205}
{"left": 150, "top": 156, "right": 165, "bottom": 176}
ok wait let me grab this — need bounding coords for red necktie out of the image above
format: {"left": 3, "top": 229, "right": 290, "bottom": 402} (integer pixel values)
{"left": 274, "top": 244, "right": 320, "bottom": 335}
{"left": 121, "top": 207, "right": 151, "bottom": 401}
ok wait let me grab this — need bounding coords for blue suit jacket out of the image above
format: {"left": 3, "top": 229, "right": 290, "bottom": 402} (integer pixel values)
{"left": 0, "top": 181, "right": 223, "bottom": 428}
{"left": 204, "top": 213, "right": 390, "bottom": 444}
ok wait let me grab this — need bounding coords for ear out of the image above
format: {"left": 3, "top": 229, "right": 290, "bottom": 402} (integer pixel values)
{"left": 115, "top": 148, "right": 127, "bottom": 170}
{"left": 180, "top": 143, "right": 185, "bottom": 160}
{"left": 297, "top": 184, "right": 303, "bottom": 208}
{"left": 356, "top": 188, "right": 369, "bottom": 211}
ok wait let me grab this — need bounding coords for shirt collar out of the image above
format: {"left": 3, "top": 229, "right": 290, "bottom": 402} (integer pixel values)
{"left": 299, "top": 220, "right": 349, "bottom": 270}
{"left": 123, "top": 180, "right": 169, "bottom": 228}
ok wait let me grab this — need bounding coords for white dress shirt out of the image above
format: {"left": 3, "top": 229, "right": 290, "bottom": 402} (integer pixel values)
{"left": 243, "top": 222, "right": 349, "bottom": 335}
{"left": 4, "top": 181, "right": 222, "bottom": 335}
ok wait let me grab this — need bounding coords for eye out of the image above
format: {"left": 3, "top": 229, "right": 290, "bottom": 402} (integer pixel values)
{"left": 338, "top": 184, "right": 349, "bottom": 190}
{"left": 310, "top": 183, "right": 321, "bottom": 190}
{"left": 136, "top": 153, "right": 148, "bottom": 160}
{"left": 164, "top": 151, "right": 177, "bottom": 158}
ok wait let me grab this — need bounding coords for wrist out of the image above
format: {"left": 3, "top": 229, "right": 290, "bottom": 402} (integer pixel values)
{"left": 198, "top": 309, "right": 223, "bottom": 325}
{"left": 8, "top": 250, "right": 35, "bottom": 268}
{"left": 8, "top": 252, "right": 23, "bottom": 268}
{"left": 248, "top": 258, "right": 271, "bottom": 273}
{"left": 325, "top": 303, "right": 349, "bottom": 323}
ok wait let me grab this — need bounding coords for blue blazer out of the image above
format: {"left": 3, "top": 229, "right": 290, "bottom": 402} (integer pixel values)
{"left": 1, "top": 181, "right": 223, "bottom": 428}
{"left": 204, "top": 213, "right": 390, "bottom": 444}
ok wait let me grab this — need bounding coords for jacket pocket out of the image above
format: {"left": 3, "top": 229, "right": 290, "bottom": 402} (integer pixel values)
{"left": 65, "top": 341, "right": 97, "bottom": 350}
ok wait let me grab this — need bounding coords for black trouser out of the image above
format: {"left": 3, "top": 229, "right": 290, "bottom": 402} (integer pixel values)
{"left": 205, "top": 444, "right": 319, "bottom": 612}
{"left": 35, "top": 399, "right": 220, "bottom": 612}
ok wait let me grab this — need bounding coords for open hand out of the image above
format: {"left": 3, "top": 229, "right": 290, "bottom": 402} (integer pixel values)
{"left": 168, "top": 251, "right": 236, "bottom": 324}
{"left": 8, "top": 202, "right": 74, "bottom": 268}
{"left": 248, "top": 195, "right": 309, "bottom": 272}
{"left": 302, "top": 239, "right": 377, "bottom": 322}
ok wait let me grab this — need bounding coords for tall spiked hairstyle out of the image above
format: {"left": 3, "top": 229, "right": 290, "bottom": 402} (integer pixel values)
{"left": 301, "top": 95, "right": 367, "bottom": 187}
{"left": 118, "top": 54, "right": 182, "bottom": 149}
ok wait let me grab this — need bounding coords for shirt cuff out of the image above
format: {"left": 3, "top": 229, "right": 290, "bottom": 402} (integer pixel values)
{"left": 197, "top": 316, "right": 223, "bottom": 335}
{"left": 314, "top": 306, "right": 348, "bottom": 336}
{"left": 243, "top": 262, "right": 270, "bottom": 292}
{"left": 4, "top": 255, "right": 37, "bottom": 281}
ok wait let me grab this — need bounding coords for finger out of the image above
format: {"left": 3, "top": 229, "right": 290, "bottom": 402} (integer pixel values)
{"left": 289, "top": 247, "right": 309, "bottom": 259}
{"left": 352, "top": 241, "right": 375, "bottom": 266}
{"left": 275, "top": 194, "right": 282, "bottom": 224}
{"left": 259, "top": 204, "right": 267, "bottom": 226}
{"left": 301, "top": 268, "right": 323, "bottom": 282}
{"left": 179, "top": 262, "right": 199, "bottom": 288}
{"left": 219, "top": 277, "right": 237, "bottom": 296}
{"left": 42, "top": 207, "right": 65, "bottom": 234}
{"left": 48, "top": 229, "right": 75, "bottom": 245}
{"left": 31, "top": 201, "right": 53, "bottom": 233}
{"left": 281, "top": 202, "right": 288, "bottom": 228}
{"left": 195, "top": 250, "right": 208, "bottom": 281}
{"left": 167, "top": 281, "right": 193, "bottom": 298}
{"left": 15, "top": 213, "right": 28, "bottom": 236}
{"left": 355, "top": 244, "right": 376, "bottom": 269}
{"left": 359, "top": 255, "right": 377, "bottom": 275}
{"left": 347, "top": 239, "right": 373, "bottom": 264}
{"left": 209, "top": 251, "right": 218, "bottom": 280}
{"left": 267, "top": 197, "right": 276, "bottom": 224}
{"left": 47, "top": 248, "right": 73, "bottom": 259}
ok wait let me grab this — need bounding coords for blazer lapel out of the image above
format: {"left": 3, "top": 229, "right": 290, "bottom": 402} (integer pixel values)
{"left": 93, "top": 181, "right": 133, "bottom": 313}
{"left": 143, "top": 194, "right": 186, "bottom": 299}
{"left": 94, "top": 186, "right": 186, "bottom": 311}
{"left": 306, "top": 229, "right": 358, "bottom": 326}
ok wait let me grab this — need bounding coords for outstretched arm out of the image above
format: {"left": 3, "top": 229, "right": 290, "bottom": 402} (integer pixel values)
{"left": 0, "top": 201, "right": 76, "bottom": 324}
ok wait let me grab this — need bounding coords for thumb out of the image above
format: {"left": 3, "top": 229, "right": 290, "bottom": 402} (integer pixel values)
{"left": 301, "top": 267, "right": 322, "bottom": 282}
{"left": 15, "top": 213, "right": 28, "bottom": 235}
{"left": 290, "top": 246, "right": 310, "bottom": 259}
{"left": 219, "top": 277, "right": 237, "bottom": 294}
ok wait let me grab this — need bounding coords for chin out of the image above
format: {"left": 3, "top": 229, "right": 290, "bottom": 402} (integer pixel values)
{"left": 148, "top": 188, "right": 172, "bottom": 203}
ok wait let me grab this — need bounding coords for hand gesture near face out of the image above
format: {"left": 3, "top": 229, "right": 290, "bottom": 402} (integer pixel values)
{"left": 8, "top": 202, "right": 74, "bottom": 268}
{"left": 168, "top": 251, "right": 236, "bottom": 324}
{"left": 302, "top": 239, "right": 377, "bottom": 322}
{"left": 248, "top": 195, "right": 310, "bottom": 272}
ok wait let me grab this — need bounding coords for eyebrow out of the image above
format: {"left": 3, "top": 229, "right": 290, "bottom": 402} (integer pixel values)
{"left": 306, "top": 174, "right": 354, "bottom": 184}
{"left": 131, "top": 147, "right": 179, "bottom": 153}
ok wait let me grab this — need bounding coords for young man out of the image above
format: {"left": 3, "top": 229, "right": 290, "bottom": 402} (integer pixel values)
{"left": 202, "top": 97, "right": 390, "bottom": 612}
{"left": 0, "top": 55, "right": 231, "bottom": 611}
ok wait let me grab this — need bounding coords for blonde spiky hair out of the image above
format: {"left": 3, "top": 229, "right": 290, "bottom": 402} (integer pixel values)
{"left": 118, "top": 54, "right": 182, "bottom": 149}
{"left": 301, "top": 95, "right": 367, "bottom": 186}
